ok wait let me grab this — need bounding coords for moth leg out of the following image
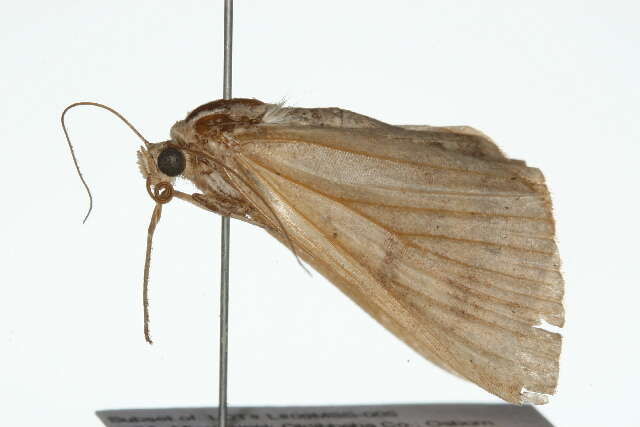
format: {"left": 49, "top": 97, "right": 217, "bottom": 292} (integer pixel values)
{"left": 174, "top": 190, "right": 273, "bottom": 230}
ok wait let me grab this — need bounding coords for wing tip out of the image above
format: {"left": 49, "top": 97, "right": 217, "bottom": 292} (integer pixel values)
{"left": 520, "top": 387, "right": 552, "bottom": 405}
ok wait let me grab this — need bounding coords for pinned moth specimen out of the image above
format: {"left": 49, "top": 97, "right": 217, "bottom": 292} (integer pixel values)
{"left": 63, "top": 99, "right": 564, "bottom": 405}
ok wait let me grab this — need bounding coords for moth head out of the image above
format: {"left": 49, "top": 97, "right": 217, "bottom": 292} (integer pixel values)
{"left": 137, "top": 141, "right": 188, "bottom": 185}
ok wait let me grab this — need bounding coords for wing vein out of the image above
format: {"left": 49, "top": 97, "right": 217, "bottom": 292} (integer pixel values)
{"left": 401, "top": 232, "right": 555, "bottom": 256}
{"left": 338, "top": 198, "right": 553, "bottom": 222}
{"left": 241, "top": 136, "right": 536, "bottom": 184}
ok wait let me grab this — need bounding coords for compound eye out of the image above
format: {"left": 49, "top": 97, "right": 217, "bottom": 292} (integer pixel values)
{"left": 157, "top": 147, "right": 185, "bottom": 177}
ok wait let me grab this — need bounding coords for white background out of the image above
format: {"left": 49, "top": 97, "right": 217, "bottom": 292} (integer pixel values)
{"left": 1, "top": 1, "right": 639, "bottom": 426}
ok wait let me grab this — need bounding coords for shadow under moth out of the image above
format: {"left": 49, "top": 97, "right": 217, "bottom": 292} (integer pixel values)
{"left": 63, "top": 98, "right": 564, "bottom": 406}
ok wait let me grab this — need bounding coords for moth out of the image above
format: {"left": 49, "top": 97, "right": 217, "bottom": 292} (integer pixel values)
{"left": 63, "top": 99, "right": 564, "bottom": 406}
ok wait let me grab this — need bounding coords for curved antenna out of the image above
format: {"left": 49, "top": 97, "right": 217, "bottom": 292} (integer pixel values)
{"left": 61, "top": 102, "right": 151, "bottom": 223}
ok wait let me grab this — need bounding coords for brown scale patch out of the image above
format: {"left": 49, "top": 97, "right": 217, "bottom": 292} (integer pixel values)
{"left": 186, "top": 98, "right": 264, "bottom": 122}
{"left": 194, "top": 113, "right": 263, "bottom": 137}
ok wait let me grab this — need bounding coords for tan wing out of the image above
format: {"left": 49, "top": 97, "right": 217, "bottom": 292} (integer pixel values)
{"left": 228, "top": 124, "right": 564, "bottom": 405}
{"left": 398, "top": 124, "right": 507, "bottom": 160}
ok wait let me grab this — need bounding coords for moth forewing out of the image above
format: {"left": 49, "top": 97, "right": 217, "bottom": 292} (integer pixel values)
{"left": 144, "top": 99, "right": 564, "bottom": 405}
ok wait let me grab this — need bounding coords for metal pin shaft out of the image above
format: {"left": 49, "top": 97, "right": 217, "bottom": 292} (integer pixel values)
{"left": 219, "top": 1, "right": 232, "bottom": 427}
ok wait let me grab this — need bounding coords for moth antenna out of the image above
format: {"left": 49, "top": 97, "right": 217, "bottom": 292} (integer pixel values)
{"left": 182, "top": 147, "right": 311, "bottom": 276}
{"left": 61, "top": 102, "right": 152, "bottom": 223}
{"left": 142, "top": 202, "right": 163, "bottom": 345}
